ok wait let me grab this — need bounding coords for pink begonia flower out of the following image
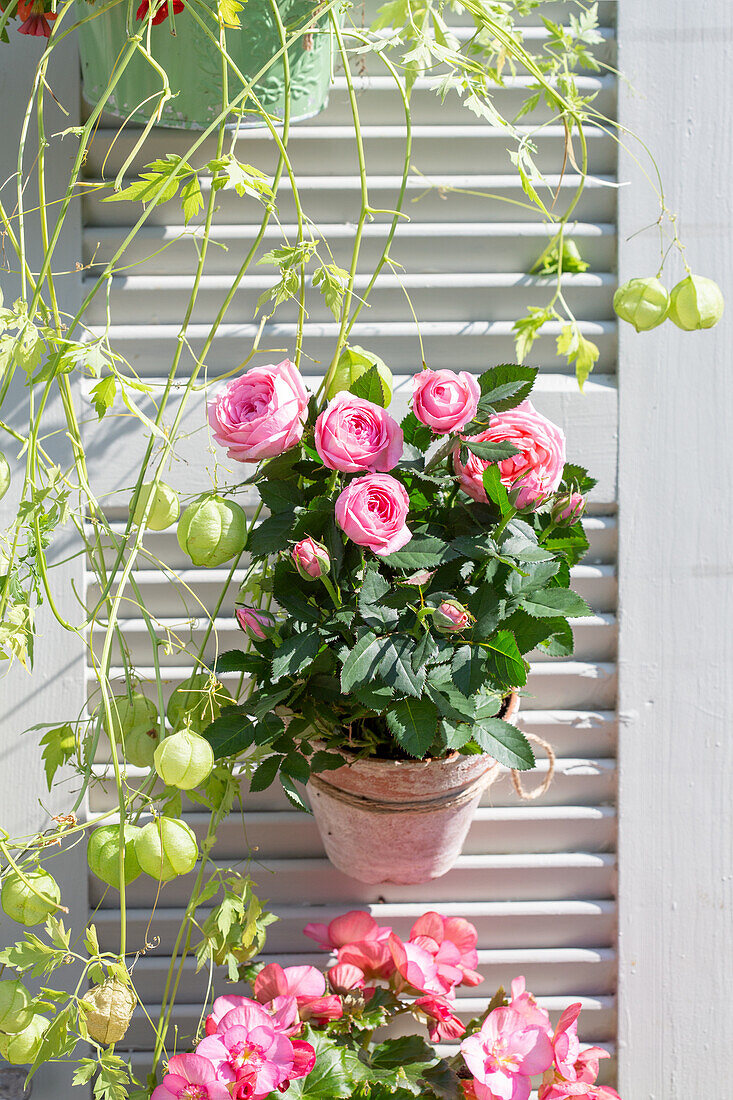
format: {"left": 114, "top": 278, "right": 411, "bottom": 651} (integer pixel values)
{"left": 328, "top": 962, "right": 367, "bottom": 993}
{"left": 551, "top": 1004, "right": 582, "bottom": 1080}
{"left": 337, "top": 938, "right": 396, "bottom": 981}
{"left": 412, "top": 369, "right": 481, "bottom": 434}
{"left": 335, "top": 474, "right": 411, "bottom": 557}
{"left": 291, "top": 537, "right": 330, "bottom": 580}
{"left": 304, "top": 910, "right": 392, "bottom": 951}
{"left": 461, "top": 1005, "right": 553, "bottom": 1100}
{"left": 414, "top": 995, "right": 466, "bottom": 1041}
{"left": 454, "top": 400, "right": 566, "bottom": 505}
{"left": 539, "top": 1085, "right": 621, "bottom": 1100}
{"left": 573, "top": 1047, "right": 611, "bottom": 1085}
{"left": 204, "top": 997, "right": 273, "bottom": 1037}
{"left": 151, "top": 1053, "right": 231, "bottom": 1100}
{"left": 208, "top": 360, "right": 309, "bottom": 463}
{"left": 196, "top": 1023, "right": 293, "bottom": 1100}
{"left": 267, "top": 996, "right": 300, "bottom": 1036}
{"left": 410, "top": 912, "right": 483, "bottom": 988}
{"left": 508, "top": 976, "right": 552, "bottom": 1029}
{"left": 290, "top": 1041, "right": 317, "bottom": 1079}
{"left": 236, "top": 607, "right": 276, "bottom": 641}
{"left": 388, "top": 933, "right": 447, "bottom": 996}
{"left": 254, "top": 964, "right": 342, "bottom": 1025}
{"left": 315, "top": 393, "right": 403, "bottom": 473}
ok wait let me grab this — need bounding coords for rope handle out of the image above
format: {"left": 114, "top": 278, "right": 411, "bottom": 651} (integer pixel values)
{"left": 510, "top": 732, "right": 556, "bottom": 801}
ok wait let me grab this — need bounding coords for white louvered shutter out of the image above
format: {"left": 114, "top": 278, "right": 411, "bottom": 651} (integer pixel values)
{"left": 82, "top": 1, "right": 619, "bottom": 1088}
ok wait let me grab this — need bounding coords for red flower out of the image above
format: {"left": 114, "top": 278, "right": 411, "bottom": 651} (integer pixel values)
{"left": 136, "top": 0, "right": 183, "bottom": 25}
{"left": 17, "top": 0, "right": 56, "bottom": 36}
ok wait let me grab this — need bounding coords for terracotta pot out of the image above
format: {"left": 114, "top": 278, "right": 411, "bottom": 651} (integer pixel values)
{"left": 307, "top": 692, "right": 519, "bottom": 885}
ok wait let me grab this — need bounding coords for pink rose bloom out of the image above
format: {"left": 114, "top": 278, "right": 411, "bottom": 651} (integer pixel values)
{"left": 410, "top": 912, "right": 483, "bottom": 988}
{"left": 315, "top": 393, "right": 403, "bottom": 473}
{"left": 335, "top": 474, "right": 411, "bottom": 557}
{"left": 461, "top": 1005, "right": 553, "bottom": 1100}
{"left": 236, "top": 607, "right": 276, "bottom": 640}
{"left": 151, "top": 1054, "right": 231, "bottom": 1100}
{"left": 454, "top": 400, "right": 566, "bottom": 505}
{"left": 412, "top": 369, "right": 481, "bottom": 434}
{"left": 292, "top": 536, "right": 330, "bottom": 580}
{"left": 208, "top": 360, "right": 308, "bottom": 463}
{"left": 414, "top": 995, "right": 466, "bottom": 1041}
{"left": 304, "top": 909, "right": 392, "bottom": 951}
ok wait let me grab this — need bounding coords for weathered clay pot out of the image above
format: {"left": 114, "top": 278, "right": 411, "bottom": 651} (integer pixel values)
{"left": 307, "top": 692, "right": 519, "bottom": 885}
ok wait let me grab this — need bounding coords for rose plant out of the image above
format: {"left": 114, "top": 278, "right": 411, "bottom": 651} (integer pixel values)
{"left": 199, "top": 360, "right": 594, "bottom": 798}
{"left": 157, "top": 907, "right": 620, "bottom": 1100}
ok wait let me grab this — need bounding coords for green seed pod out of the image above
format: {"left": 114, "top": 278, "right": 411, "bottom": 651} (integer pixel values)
{"left": 668, "top": 274, "right": 725, "bottom": 330}
{"left": 135, "top": 818, "right": 198, "bottom": 881}
{"left": 166, "top": 673, "right": 233, "bottom": 734}
{"left": 613, "top": 277, "right": 670, "bottom": 332}
{"left": 0, "top": 1015, "right": 48, "bottom": 1064}
{"left": 130, "top": 481, "right": 180, "bottom": 531}
{"left": 177, "top": 497, "right": 247, "bottom": 568}
{"left": 326, "top": 345, "right": 393, "bottom": 406}
{"left": 96, "top": 693, "right": 161, "bottom": 768}
{"left": 154, "top": 729, "right": 214, "bottom": 790}
{"left": 1, "top": 869, "right": 60, "bottom": 927}
{"left": 0, "top": 981, "right": 34, "bottom": 1035}
{"left": 83, "top": 979, "right": 135, "bottom": 1046}
{"left": 0, "top": 453, "right": 10, "bottom": 501}
{"left": 87, "top": 825, "right": 142, "bottom": 890}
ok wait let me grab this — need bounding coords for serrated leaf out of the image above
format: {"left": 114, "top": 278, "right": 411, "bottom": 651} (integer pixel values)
{"left": 451, "top": 644, "right": 485, "bottom": 696}
{"left": 271, "top": 632, "right": 320, "bottom": 682}
{"left": 350, "top": 363, "right": 389, "bottom": 408}
{"left": 520, "top": 588, "right": 591, "bottom": 618}
{"left": 180, "top": 175, "right": 203, "bottom": 224}
{"left": 39, "top": 722, "right": 75, "bottom": 790}
{"left": 89, "top": 376, "right": 116, "bottom": 420}
{"left": 483, "top": 630, "right": 527, "bottom": 686}
{"left": 377, "top": 636, "right": 426, "bottom": 698}
{"left": 249, "top": 754, "right": 282, "bottom": 793}
{"left": 482, "top": 464, "right": 512, "bottom": 516}
{"left": 473, "top": 717, "right": 535, "bottom": 770}
{"left": 381, "top": 536, "right": 456, "bottom": 571}
{"left": 466, "top": 439, "right": 521, "bottom": 461}
{"left": 340, "top": 632, "right": 385, "bottom": 693}
{"left": 386, "top": 697, "right": 438, "bottom": 758}
{"left": 202, "top": 708, "right": 257, "bottom": 758}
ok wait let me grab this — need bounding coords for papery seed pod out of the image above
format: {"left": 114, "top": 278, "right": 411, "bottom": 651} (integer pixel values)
{"left": 135, "top": 818, "right": 198, "bottom": 882}
{"left": 0, "top": 1014, "right": 48, "bottom": 1064}
{"left": 154, "top": 729, "right": 214, "bottom": 790}
{"left": 613, "top": 276, "right": 670, "bottom": 332}
{"left": 433, "top": 599, "right": 473, "bottom": 634}
{"left": 0, "top": 453, "right": 10, "bottom": 501}
{"left": 83, "top": 979, "right": 136, "bottom": 1046}
{"left": 1, "top": 869, "right": 60, "bottom": 927}
{"left": 166, "top": 673, "right": 233, "bottom": 734}
{"left": 96, "top": 693, "right": 160, "bottom": 769}
{"left": 130, "top": 480, "right": 180, "bottom": 531}
{"left": 177, "top": 497, "right": 247, "bottom": 568}
{"left": 87, "top": 825, "right": 142, "bottom": 890}
{"left": 551, "top": 490, "right": 587, "bottom": 526}
{"left": 0, "top": 981, "right": 34, "bottom": 1035}
{"left": 326, "top": 345, "right": 393, "bottom": 405}
{"left": 668, "top": 274, "right": 724, "bottom": 330}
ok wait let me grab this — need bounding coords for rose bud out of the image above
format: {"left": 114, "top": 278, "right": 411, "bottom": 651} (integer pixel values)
{"left": 236, "top": 606, "right": 277, "bottom": 640}
{"left": 508, "top": 473, "right": 547, "bottom": 513}
{"left": 668, "top": 274, "right": 724, "bottom": 330}
{"left": 552, "top": 490, "right": 587, "bottom": 526}
{"left": 613, "top": 276, "right": 670, "bottom": 331}
{"left": 292, "top": 536, "right": 330, "bottom": 580}
{"left": 434, "top": 599, "right": 473, "bottom": 634}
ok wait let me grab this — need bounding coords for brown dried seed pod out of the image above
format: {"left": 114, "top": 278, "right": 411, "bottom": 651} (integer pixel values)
{"left": 84, "top": 978, "right": 136, "bottom": 1045}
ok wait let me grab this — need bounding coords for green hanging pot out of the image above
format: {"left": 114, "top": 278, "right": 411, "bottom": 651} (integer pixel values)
{"left": 78, "top": 0, "right": 337, "bottom": 130}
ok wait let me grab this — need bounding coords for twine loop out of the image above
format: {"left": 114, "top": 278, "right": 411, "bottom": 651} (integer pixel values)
{"left": 510, "top": 732, "right": 556, "bottom": 801}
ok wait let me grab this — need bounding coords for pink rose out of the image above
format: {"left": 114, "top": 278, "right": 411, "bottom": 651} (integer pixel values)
{"left": 236, "top": 607, "right": 276, "bottom": 640}
{"left": 291, "top": 537, "right": 330, "bottom": 580}
{"left": 315, "top": 393, "right": 403, "bottom": 473}
{"left": 208, "top": 359, "right": 308, "bottom": 463}
{"left": 508, "top": 472, "right": 549, "bottom": 513}
{"left": 551, "top": 491, "right": 586, "bottom": 526}
{"left": 335, "top": 474, "right": 411, "bottom": 557}
{"left": 454, "top": 400, "right": 566, "bottom": 505}
{"left": 412, "top": 369, "right": 480, "bottom": 434}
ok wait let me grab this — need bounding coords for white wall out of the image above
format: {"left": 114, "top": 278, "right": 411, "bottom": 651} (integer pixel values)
{"left": 616, "top": 0, "right": 733, "bottom": 1093}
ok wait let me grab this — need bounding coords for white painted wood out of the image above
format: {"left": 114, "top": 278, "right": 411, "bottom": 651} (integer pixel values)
{"left": 616, "top": 0, "right": 733, "bottom": 1092}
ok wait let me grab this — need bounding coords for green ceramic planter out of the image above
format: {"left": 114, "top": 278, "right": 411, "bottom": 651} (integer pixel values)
{"left": 78, "top": 0, "right": 336, "bottom": 129}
